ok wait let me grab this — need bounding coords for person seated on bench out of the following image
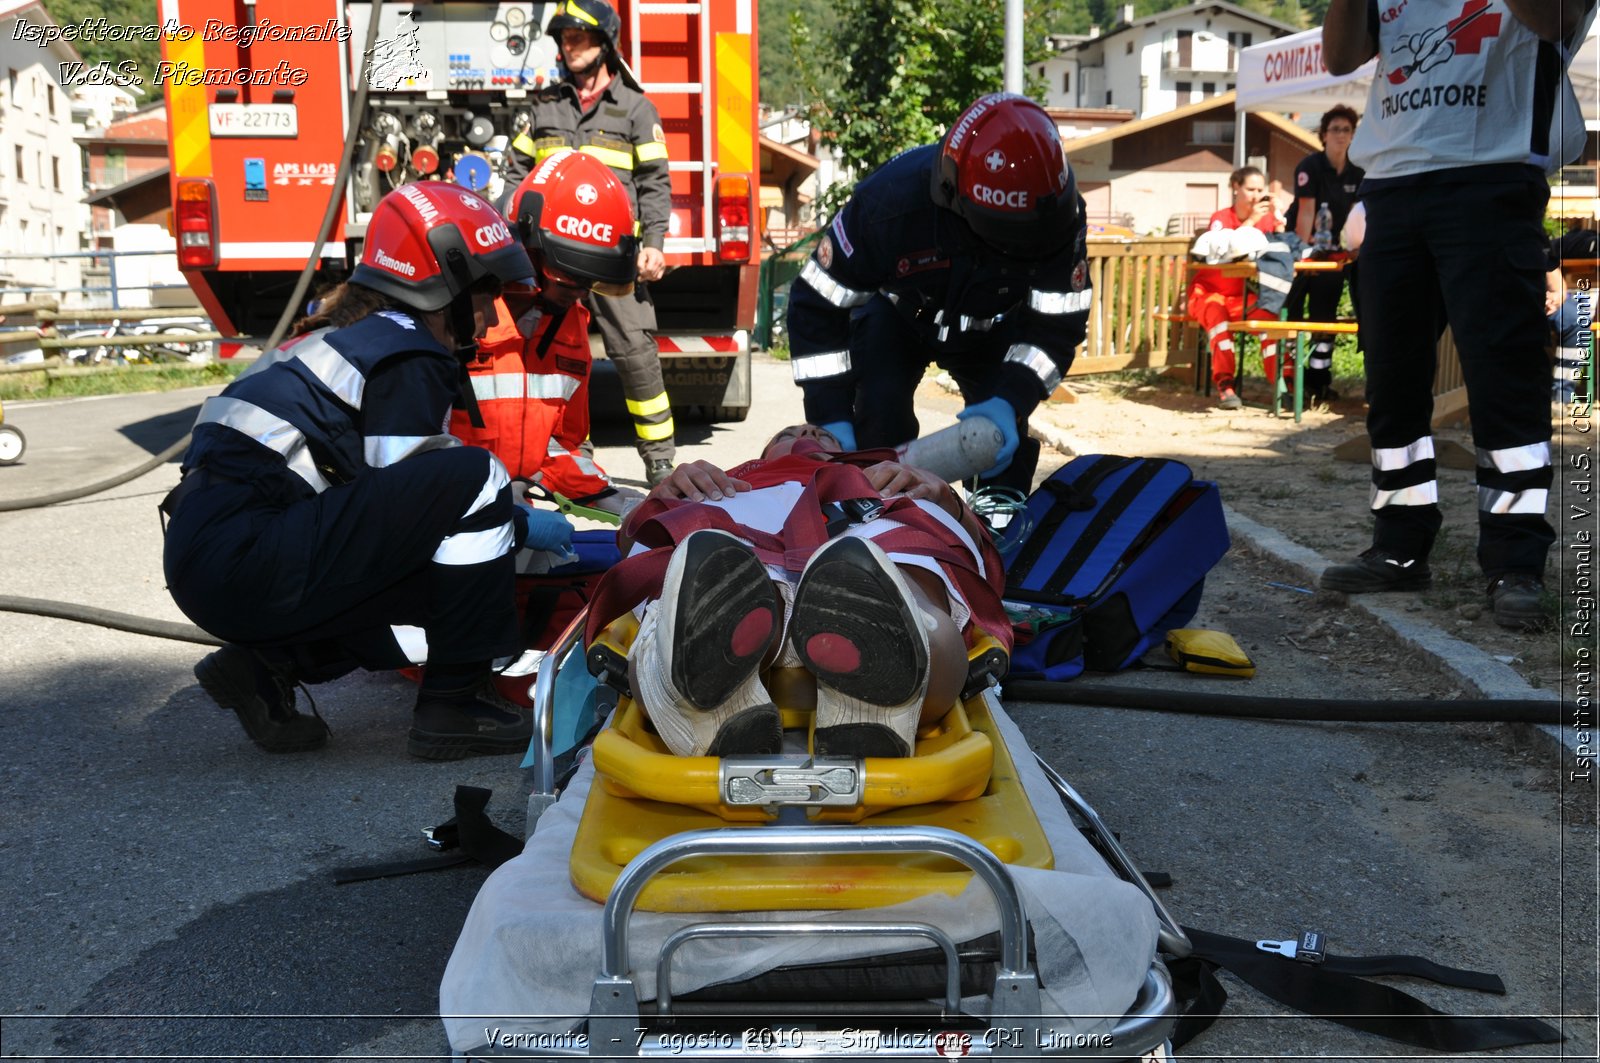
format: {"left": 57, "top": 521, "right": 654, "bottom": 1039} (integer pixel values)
{"left": 1548, "top": 227, "right": 1596, "bottom": 404}
{"left": 586, "top": 424, "right": 1011, "bottom": 760}
{"left": 1187, "top": 165, "right": 1286, "bottom": 410}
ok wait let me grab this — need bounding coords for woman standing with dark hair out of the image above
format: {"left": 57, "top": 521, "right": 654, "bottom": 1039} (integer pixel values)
{"left": 1284, "top": 105, "right": 1365, "bottom": 404}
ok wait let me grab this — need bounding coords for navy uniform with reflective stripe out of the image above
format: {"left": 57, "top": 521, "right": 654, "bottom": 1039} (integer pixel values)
{"left": 786, "top": 144, "right": 1090, "bottom": 475}
{"left": 163, "top": 310, "right": 521, "bottom": 677}
{"left": 507, "top": 74, "right": 676, "bottom": 462}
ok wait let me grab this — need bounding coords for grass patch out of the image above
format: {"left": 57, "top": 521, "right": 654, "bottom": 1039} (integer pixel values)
{"left": 0, "top": 360, "right": 246, "bottom": 402}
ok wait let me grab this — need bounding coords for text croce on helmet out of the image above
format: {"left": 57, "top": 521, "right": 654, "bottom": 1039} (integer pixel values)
{"left": 506, "top": 149, "right": 639, "bottom": 297}
{"left": 931, "top": 93, "right": 1079, "bottom": 260}
{"left": 351, "top": 182, "right": 534, "bottom": 352}
{"left": 547, "top": 0, "right": 622, "bottom": 53}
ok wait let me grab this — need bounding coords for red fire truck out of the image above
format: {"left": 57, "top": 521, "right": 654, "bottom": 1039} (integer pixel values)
{"left": 158, "top": 0, "right": 759, "bottom": 419}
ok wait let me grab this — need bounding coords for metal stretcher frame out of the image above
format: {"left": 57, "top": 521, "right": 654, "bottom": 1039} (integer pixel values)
{"left": 487, "top": 607, "right": 1186, "bottom": 1061}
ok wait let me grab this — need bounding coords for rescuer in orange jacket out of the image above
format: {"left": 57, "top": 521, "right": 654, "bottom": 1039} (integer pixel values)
{"left": 452, "top": 149, "right": 642, "bottom": 506}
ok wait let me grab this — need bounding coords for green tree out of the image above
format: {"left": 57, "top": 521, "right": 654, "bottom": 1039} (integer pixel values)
{"left": 43, "top": 0, "right": 161, "bottom": 94}
{"left": 794, "top": 0, "right": 1046, "bottom": 180}
{"left": 760, "top": 0, "right": 836, "bottom": 107}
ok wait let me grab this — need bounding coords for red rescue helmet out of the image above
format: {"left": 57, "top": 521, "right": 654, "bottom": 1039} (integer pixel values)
{"left": 352, "top": 182, "right": 534, "bottom": 311}
{"left": 506, "top": 149, "right": 639, "bottom": 297}
{"left": 547, "top": 0, "right": 621, "bottom": 52}
{"left": 931, "top": 93, "right": 1079, "bottom": 260}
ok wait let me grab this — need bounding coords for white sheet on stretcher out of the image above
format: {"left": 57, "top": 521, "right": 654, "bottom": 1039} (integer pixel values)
{"left": 440, "top": 693, "right": 1161, "bottom": 1053}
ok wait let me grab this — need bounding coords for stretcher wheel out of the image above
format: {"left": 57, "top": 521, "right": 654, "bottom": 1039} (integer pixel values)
{"left": 0, "top": 423, "right": 25, "bottom": 465}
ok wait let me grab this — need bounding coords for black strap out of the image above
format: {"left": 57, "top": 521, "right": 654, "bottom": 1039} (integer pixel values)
{"left": 1170, "top": 926, "right": 1559, "bottom": 1052}
{"left": 454, "top": 358, "right": 487, "bottom": 429}
{"left": 1006, "top": 456, "right": 1132, "bottom": 585}
{"left": 332, "top": 785, "right": 522, "bottom": 884}
{"left": 533, "top": 305, "right": 569, "bottom": 361}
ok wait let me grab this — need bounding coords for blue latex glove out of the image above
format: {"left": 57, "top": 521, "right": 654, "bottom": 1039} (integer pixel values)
{"left": 515, "top": 503, "right": 574, "bottom": 553}
{"left": 958, "top": 397, "right": 1019, "bottom": 479}
{"left": 819, "top": 420, "right": 857, "bottom": 452}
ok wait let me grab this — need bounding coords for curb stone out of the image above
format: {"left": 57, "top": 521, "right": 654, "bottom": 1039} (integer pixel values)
{"left": 1023, "top": 415, "right": 1575, "bottom": 761}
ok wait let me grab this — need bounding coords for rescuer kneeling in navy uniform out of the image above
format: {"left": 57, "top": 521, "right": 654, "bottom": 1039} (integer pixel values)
{"left": 163, "top": 181, "right": 575, "bottom": 759}
{"left": 783, "top": 93, "right": 1092, "bottom": 492}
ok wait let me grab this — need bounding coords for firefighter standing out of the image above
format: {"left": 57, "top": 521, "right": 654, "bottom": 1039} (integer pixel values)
{"left": 456, "top": 150, "right": 641, "bottom": 507}
{"left": 163, "top": 183, "right": 575, "bottom": 759}
{"left": 1319, "top": 0, "right": 1596, "bottom": 629}
{"left": 784, "top": 94, "right": 1091, "bottom": 491}
{"left": 507, "top": 0, "right": 676, "bottom": 485}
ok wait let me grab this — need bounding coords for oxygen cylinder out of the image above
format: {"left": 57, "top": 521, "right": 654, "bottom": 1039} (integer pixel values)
{"left": 897, "top": 416, "right": 1005, "bottom": 482}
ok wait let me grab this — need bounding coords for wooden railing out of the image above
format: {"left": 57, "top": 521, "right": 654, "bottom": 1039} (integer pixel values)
{"left": 1072, "top": 237, "right": 1467, "bottom": 428}
{"left": 1071, "top": 237, "right": 1192, "bottom": 377}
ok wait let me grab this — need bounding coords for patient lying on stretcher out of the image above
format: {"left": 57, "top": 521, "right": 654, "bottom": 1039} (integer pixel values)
{"left": 585, "top": 424, "right": 1012, "bottom": 760}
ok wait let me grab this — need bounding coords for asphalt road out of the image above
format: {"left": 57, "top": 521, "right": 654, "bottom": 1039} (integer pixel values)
{"left": 0, "top": 358, "right": 1593, "bottom": 1060}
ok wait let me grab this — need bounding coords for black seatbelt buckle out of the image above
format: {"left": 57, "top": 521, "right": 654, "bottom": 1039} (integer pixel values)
{"left": 422, "top": 821, "right": 459, "bottom": 852}
{"left": 1256, "top": 930, "right": 1326, "bottom": 963}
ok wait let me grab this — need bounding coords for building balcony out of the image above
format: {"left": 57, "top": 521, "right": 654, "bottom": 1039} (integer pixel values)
{"left": 1160, "top": 46, "right": 1237, "bottom": 74}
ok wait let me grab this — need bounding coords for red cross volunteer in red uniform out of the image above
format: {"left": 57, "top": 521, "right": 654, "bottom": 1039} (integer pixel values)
{"left": 453, "top": 149, "right": 640, "bottom": 507}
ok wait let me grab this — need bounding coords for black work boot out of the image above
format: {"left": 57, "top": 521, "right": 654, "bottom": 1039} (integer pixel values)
{"left": 1319, "top": 547, "right": 1432, "bottom": 593}
{"left": 194, "top": 645, "right": 329, "bottom": 753}
{"left": 1487, "top": 574, "right": 1550, "bottom": 631}
{"left": 409, "top": 682, "right": 532, "bottom": 761}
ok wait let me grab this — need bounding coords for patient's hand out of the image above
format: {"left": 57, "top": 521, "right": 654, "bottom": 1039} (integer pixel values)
{"left": 651, "top": 459, "right": 752, "bottom": 502}
{"left": 863, "top": 461, "right": 954, "bottom": 512}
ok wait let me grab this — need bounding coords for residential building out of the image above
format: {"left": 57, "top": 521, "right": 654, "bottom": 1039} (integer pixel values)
{"left": 1037, "top": 2, "right": 1297, "bottom": 120}
{"left": 78, "top": 101, "right": 186, "bottom": 308}
{"left": 1063, "top": 91, "right": 1318, "bottom": 236}
{"left": 0, "top": 0, "right": 87, "bottom": 305}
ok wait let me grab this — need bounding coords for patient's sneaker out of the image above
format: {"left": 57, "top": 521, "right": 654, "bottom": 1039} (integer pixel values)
{"left": 790, "top": 537, "right": 930, "bottom": 759}
{"left": 633, "top": 529, "right": 782, "bottom": 756}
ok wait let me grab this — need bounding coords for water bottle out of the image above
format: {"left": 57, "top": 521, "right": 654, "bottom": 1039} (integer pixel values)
{"left": 1313, "top": 202, "right": 1334, "bottom": 253}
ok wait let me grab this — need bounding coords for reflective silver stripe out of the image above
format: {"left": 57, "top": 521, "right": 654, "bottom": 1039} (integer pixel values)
{"left": 195, "top": 395, "right": 331, "bottom": 494}
{"left": 1206, "top": 321, "right": 1230, "bottom": 340}
{"left": 527, "top": 373, "right": 579, "bottom": 401}
{"left": 1028, "top": 288, "right": 1092, "bottom": 314}
{"left": 468, "top": 372, "right": 580, "bottom": 402}
{"left": 959, "top": 313, "right": 1003, "bottom": 332}
{"left": 365, "top": 433, "right": 459, "bottom": 468}
{"left": 291, "top": 336, "right": 366, "bottom": 408}
{"left": 433, "top": 460, "right": 513, "bottom": 565}
{"left": 390, "top": 625, "right": 428, "bottom": 665}
{"left": 1003, "top": 343, "right": 1062, "bottom": 392}
{"left": 1475, "top": 442, "right": 1549, "bottom": 473}
{"left": 545, "top": 438, "right": 608, "bottom": 478}
{"left": 470, "top": 372, "right": 527, "bottom": 400}
{"left": 1478, "top": 486, "right": 1549, "bottom": 515}
{"left": 1307, "top": 354, "right": 1333, "bottom": 369}
{"left": 1372, "top": 437, "right": 1434, "bottom": 472}
{"left": 799, "top": 259, "right": 872, "bottom": 308}
{"left": 791, "top": 349, "right": 852, "bottom": 382}
{"left": 1371, "top": 482, "right": 1438, "bottom": 508}
{"left": 1256, "top": 272, "right": 1293, "bottom": 296}
{"left": 433, "top": 524, "right": 515, "bottom": 565}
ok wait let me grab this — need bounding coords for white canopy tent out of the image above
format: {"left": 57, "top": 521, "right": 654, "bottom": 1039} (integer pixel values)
{"left": 1236, "top": 24, "right": 1598, "bottom": 128}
